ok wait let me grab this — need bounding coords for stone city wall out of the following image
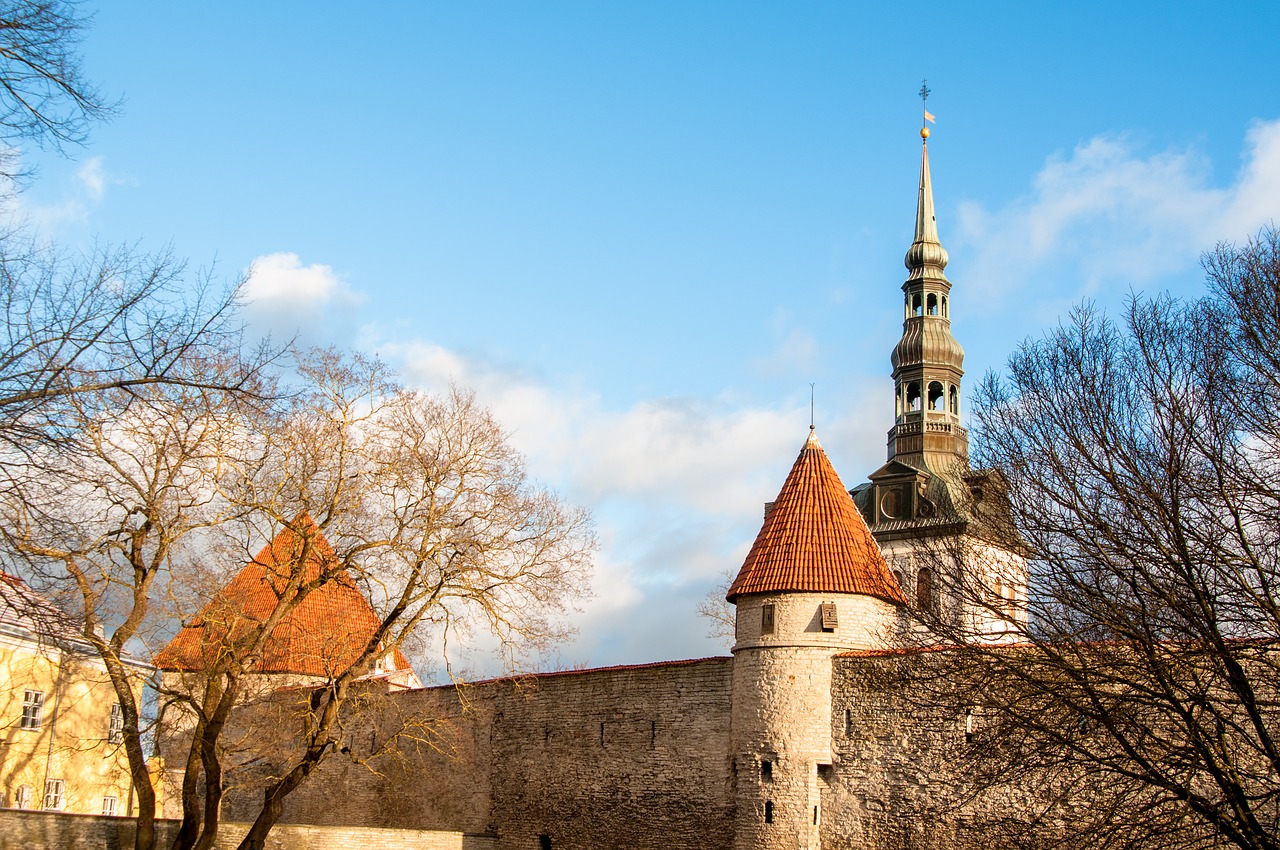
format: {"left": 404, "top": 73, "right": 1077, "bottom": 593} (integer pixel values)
{"left": 227, "top": 656, "right": 736, "bottom": 850}
{"left": 823, "top": 650, "right": 1067, "bottom": 850}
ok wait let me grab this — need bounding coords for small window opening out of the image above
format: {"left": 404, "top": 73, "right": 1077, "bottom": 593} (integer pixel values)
{"left": 42, "top": 779, "right": 64, "bottom": 811}
{"left": 844, "top": 708, "right": 853, "bottom": 735}
{"left": 109, "top": 703, "right": 124, "bottom": 744}
{"left": 765, "top": 800, "right": 774, "bottom": 824}
{"left": 949, "top": 386, "right": 959, "bottom": 415}
{"left": 917, "top": 568, "right": 935, "bottom": 613}
{"left": 912, "top": 294, "right": 923, "bottom": 316}
{"left": 21, "top": 689, "right": 44, "bottom": 730}
{"left": 650, "top": 720, "right": 657, "bottom": 748}
{"left": 965, "top": 709, "right": 974, "bottom": 743}
{"left": 942, "top": 295, "right": 949, "bottom": 317}
{"left": 761, "top": 603, "right": 775, "bottom": 635}
{"left": 904, "top": 293, "right": 911, "bottom": 319}
{"left": 892, "top": 569, "right": 905, "bottom": 591}
{"left": 761, "top": 759, "right": 773, "bottom": 782}
{"left": 102, "top": 795, "right": 118, "bottom": 817}
{"left": 814, "top": 805, "right": 820, "bottom": 825}
{"left": 928, "top": 381, "right": 945, "bottom": 412}
{"left": 599, "top": 722, "right": 605, "bottom": 747}
{"left": 927, "top": 293, "right": 938, "bottom": 315}
{"left": 538, "top": 835, "right": 552, "bottom": 850}
{"left": 907, "top": 382, "right": 921, "bottom": 412}
{"left": 13, "top": 785, "right": 32, "bottom": 810}
{"left": 895, "top": 386, "right": 903, "bottom": 417}
{"left": 820, "top": 602, "right": 838, "bottom": 631}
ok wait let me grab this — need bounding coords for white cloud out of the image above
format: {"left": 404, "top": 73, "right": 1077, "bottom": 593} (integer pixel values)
{"left": 242, "top": 252, "right": 364, "bottom": 344}
{"left": 1, "top": 154, "right": 119, "bottom": 231}
{"left": 245, "top": 252, "right": 352, "bottom": 303}
{"left": 389, "top": 339, "right": 808, "bottom": 513}
{"left": 956, "top": 118, "right": 1280, "bottom": 306}
{"left": 76, "top": 156, "right": 108, "bottom": 201}
{"left": 366, "top": 331, "right": 895, "bottom": 672}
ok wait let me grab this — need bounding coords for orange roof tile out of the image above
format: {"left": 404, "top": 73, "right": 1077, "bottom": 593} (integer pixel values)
{"left": 155, "top": 515, "right": 411, "bottom": 678}
{"left": 726, "top": 430, "right": 905, "bottom": 604}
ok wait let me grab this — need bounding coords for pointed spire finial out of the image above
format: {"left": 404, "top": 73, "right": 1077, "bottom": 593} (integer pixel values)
{"left": 904, "top": 82, "right": 948, "bottom": 275}
{"left": 810, "top": 383, "right": 815, "bottom": 431}
{"left": 919, "top": 79, "right": 935, "bottom": 140}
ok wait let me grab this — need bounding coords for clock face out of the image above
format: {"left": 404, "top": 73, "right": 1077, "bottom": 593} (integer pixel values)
{"left": 880, "top": 487, "right": 904, "bottom": 520}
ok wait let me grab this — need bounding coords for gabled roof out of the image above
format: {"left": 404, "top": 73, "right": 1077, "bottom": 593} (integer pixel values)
{"left": 1, "top": 571, "right": 82, "bottom": 647}
{"left": 155, "top": 515, "right": 412, "bottom": 680}
{"left": 726, "top": 431, "right": 905, "bottom": 604}
{"left": 1, "top": 572, "right": 152, "bottom": 670}
{"left": 867, "top": 458, "right": 930, "bottom": 481}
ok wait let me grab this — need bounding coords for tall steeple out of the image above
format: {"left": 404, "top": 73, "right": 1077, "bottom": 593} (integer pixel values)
{"left": 887, "top": 106, "right": 967, "bottom": 470}
{"left": 850, "top": 92, "right": 1029, "bottom": 641}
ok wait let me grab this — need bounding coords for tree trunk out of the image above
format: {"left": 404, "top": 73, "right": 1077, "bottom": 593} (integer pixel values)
{"left": 235, "top": 758, "right": 318, "bottom": 850}
{"left": 193, "top": 706, "right": 230, "bottom": 850}
{"left": 172, "top": 723, "right": 204, "bottom": 850}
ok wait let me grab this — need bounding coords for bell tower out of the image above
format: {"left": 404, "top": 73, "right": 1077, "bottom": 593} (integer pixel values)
{"left": 888, "top": 116, "right": 968, "bottom": 470}
{"left": 851, "top": 88, "right": 1029, "bottom": 641}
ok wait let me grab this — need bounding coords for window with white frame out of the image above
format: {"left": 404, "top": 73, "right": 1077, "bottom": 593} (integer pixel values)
{"left": 102, "top": 795, "right": 118, "bottom": 816}
{"left": 108, "top": 703, "right": 124, "bottom": 743}
{"left": 14, "top": 785, "right": 32, "bottom": 809}
{"left": 42, "top": 779, "right": 64, "bottom": 810}
{"left": 20, "top": 689, "right": 44, "bottom": 730}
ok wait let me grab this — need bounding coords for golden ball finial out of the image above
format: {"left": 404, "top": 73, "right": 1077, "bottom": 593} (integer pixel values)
{"left": 921, "top": 126, "right": 930, "bottom": 139}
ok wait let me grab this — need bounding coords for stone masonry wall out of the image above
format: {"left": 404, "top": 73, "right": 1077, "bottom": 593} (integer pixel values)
{"left": 823, "top": 651, "right": 1071, "bottom": 850}
{"left": 228, "top": 657, "right": 736, "bottom": 850}
{"left": 729, "top": 592, "right": 901, "bottom": 850}
{"left": 823, "top": 652, "right": 974, "bottom": 850}
{"left": 486, "top": 657, "right": 735, "bottom": 850}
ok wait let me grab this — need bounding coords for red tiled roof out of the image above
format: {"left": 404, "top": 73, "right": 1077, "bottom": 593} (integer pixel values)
{"left": 155, "top": 515, "right": 410, "bottom": 678}
{"left": 726, "top": 430, "right": 906, "bottom": 604}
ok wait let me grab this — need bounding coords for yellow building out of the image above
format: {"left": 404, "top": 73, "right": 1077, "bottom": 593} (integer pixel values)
{"left": 0, "top": 571, "right": 152, "bottom": 816}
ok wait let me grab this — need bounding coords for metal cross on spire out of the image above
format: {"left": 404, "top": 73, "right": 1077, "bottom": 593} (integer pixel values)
{"left": 919, "top": 79, "right": 935, "bottom": 139}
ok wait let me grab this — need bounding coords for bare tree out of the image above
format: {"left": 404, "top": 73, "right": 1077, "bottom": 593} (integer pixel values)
{"left": 154, "top": 348, "right": 595, "bottom": 850}
{"left": 695, "top": 567, "right": 736, "bottom": 648}
{"left": 0, "top": 0, "right": 116, "bottom": 184}
{"left": 0, "top": 242, "right": 270, "bottom": 454}
{"left": 897, "top": 227, "right": 1280, "bottom": 850}
{"left": 0, "top": 345, "right": 272, "bottom": 850}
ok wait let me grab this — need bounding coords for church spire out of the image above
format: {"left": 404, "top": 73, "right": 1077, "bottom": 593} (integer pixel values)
{"left": 887, "top": 87, "right": 967, "bottom": 470}
{"left": 905, "top": 82, "right": 949, "bottom": 282}
{"left": 904, "top": 133, "right": 950, "bottom": 278}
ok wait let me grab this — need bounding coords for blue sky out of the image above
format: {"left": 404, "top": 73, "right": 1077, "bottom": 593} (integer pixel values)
{"left": 11, "top": 2, "right": 1280, "bottom": 675}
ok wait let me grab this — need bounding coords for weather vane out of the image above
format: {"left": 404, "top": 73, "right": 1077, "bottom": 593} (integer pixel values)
{"left": 919, "top": 79, "right": 935, "bottom": 139}
{"left": 810, "top": 383, "right": 816, "bottom": 430}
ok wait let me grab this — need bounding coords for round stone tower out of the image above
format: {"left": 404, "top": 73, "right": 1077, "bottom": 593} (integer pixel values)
{"left": 727, "top": 429, "right": 905, "bottom": 850}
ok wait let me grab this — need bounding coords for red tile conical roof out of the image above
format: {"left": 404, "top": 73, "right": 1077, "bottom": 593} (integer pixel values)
{"left": 726, "top": 430, "right": 905, "bottom": 604}
{"left": 155, "top": 514, "right": 411, "bottom": 678}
